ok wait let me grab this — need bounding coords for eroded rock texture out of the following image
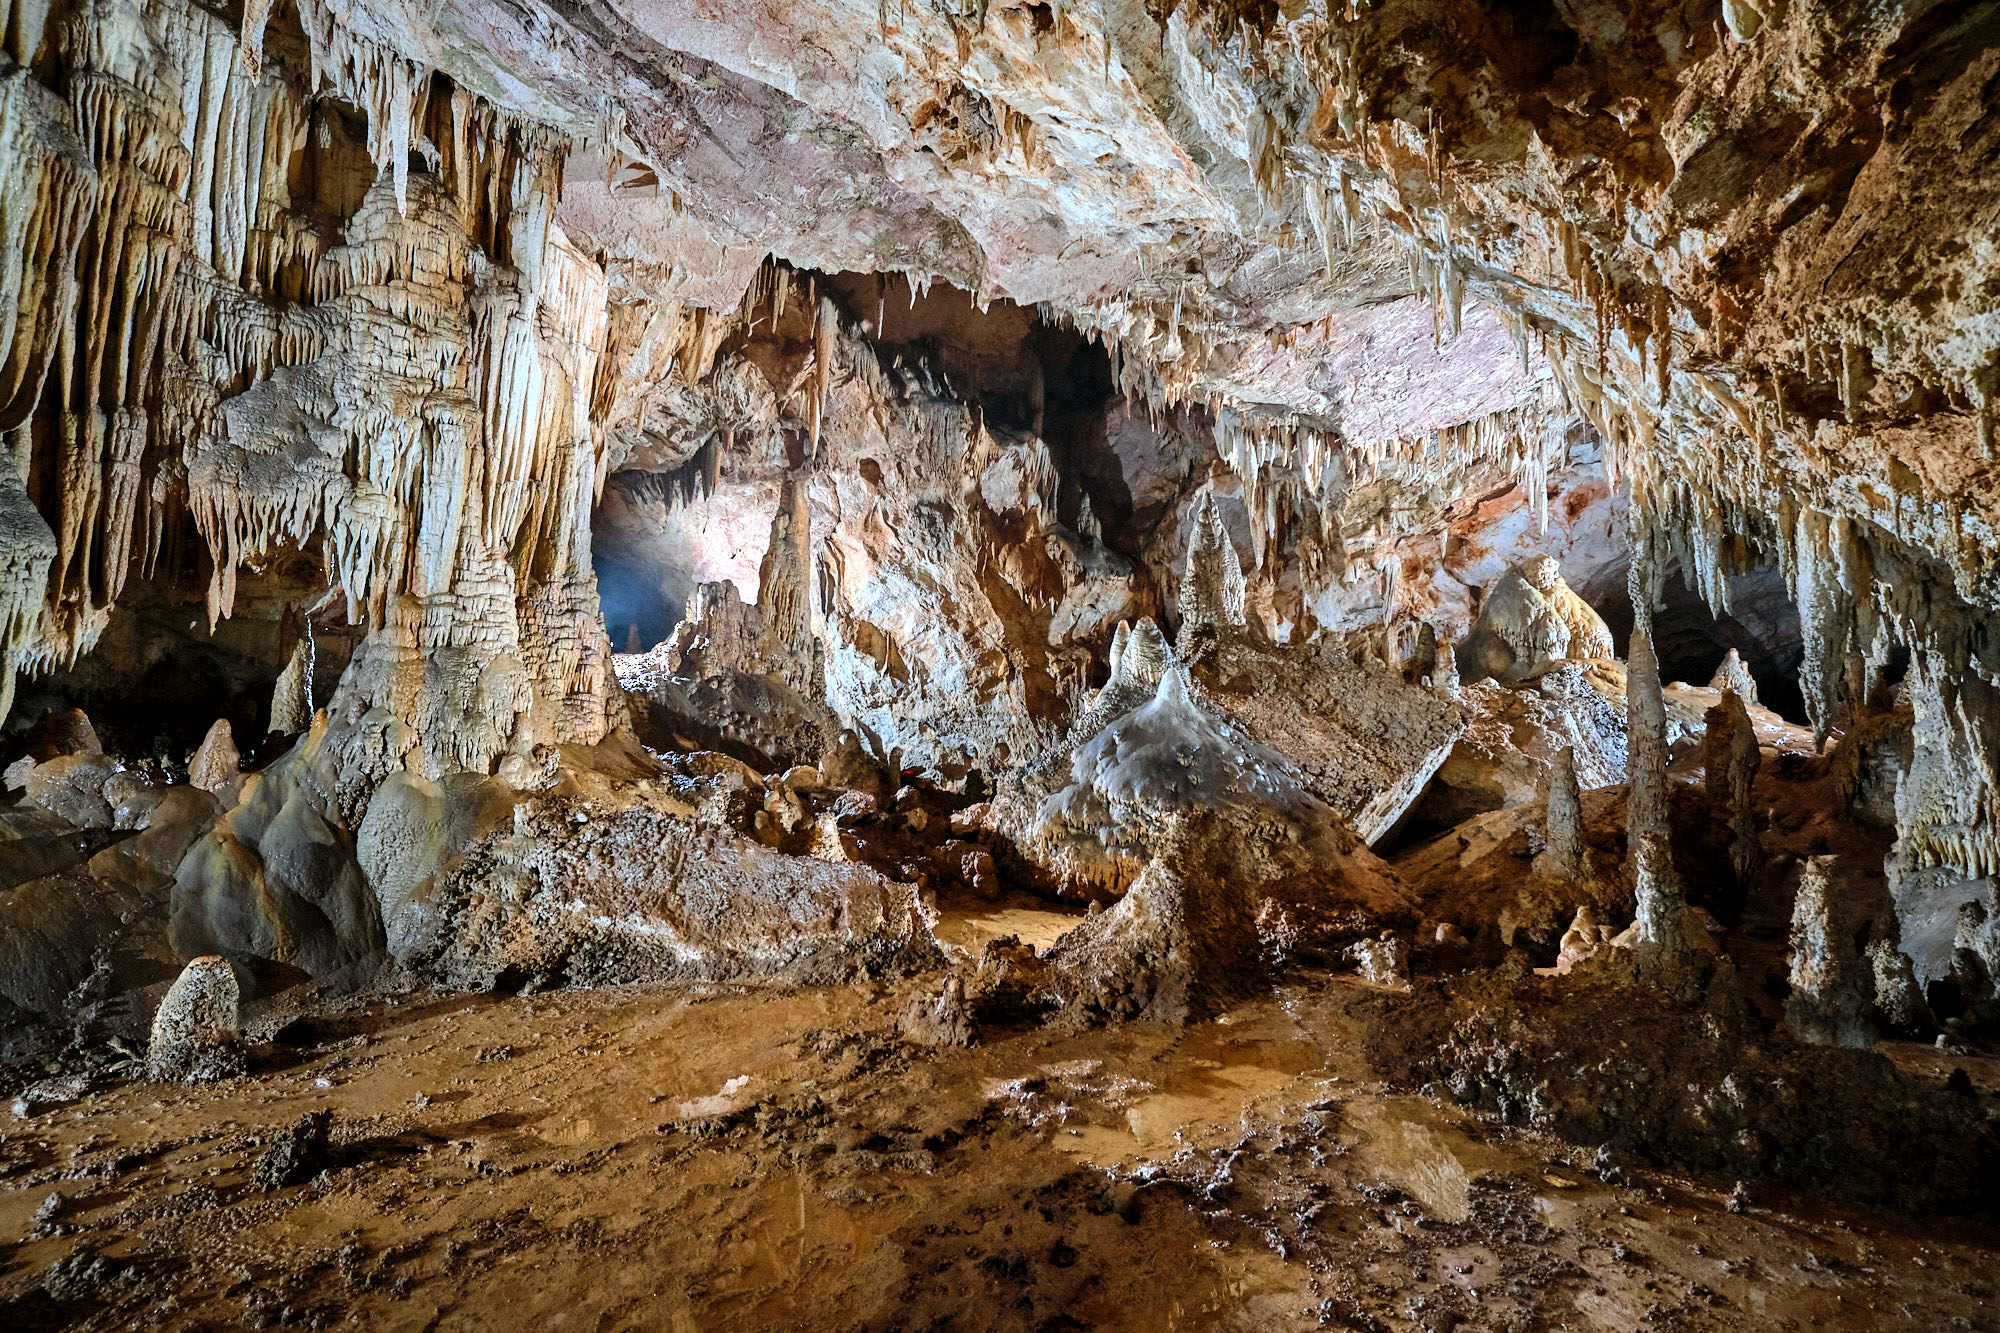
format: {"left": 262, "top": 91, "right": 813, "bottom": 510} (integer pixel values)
{"left": 2, "top": 0, "right": 1999, "bottom": 1316}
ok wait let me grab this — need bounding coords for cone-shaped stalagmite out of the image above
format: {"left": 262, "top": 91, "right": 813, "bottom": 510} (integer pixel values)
{"left": 1431, "top": 640, "right": 1461, "bottom": 697}
{"left": 270, "top": 638, "right": 314, "bottom": 737}
{"left": 1612, "top": 829, "right": 1718, "bottom": 1004}
{"left": 1709, "top": 648, "right": 1759, "bottom": 706}
{"left": 1703, "top": 690, "right": 1763, "bottom": 888}
{"left": 1626, "top": 623, "right": 1670, "bottom": 855}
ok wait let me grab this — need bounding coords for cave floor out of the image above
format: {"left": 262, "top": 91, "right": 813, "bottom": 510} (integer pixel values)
{"left": 3, "top": 973, "right": 1997, "bottom": 1332}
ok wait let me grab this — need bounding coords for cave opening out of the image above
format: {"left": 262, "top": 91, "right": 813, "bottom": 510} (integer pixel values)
{"left": 590, "top": 269, "right": 1132, "bottom": 659}
{"left": 592, "top": 481, "right": 690, "bottom": 657}
{"left": 1591, "top": 557, "right": 1811, "bottom": 726}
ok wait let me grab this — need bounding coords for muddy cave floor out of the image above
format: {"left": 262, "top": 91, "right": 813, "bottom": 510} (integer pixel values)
{"left": 3, "top": 900, "right": 1998, "bottom": 1332}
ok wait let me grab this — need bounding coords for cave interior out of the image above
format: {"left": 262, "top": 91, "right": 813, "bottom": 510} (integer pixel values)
{"left": 1, "top": 0, "right": 1999, "bottom": 1326}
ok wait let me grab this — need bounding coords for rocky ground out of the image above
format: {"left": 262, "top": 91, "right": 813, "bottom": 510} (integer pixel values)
{"left": 3, "top": 899, "right": 1996, "bottom": 1333}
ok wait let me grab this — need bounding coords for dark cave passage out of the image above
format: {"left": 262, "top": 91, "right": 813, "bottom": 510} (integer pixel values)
{"left": 1590, "top": 558, "right": 1811, "bottom": 726}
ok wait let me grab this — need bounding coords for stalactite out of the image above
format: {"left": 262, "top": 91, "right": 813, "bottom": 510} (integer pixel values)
{"left": 1793, "top": 507, "right": 1856, "bottom": 750}
{"left": 807, "top": 295, "right": 837, "bottom": 459}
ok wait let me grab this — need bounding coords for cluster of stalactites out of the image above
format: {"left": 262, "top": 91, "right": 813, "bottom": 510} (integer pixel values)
{"left": 1203, "top": 389, "right": 1563, "bottom": 587}
{"left": 290, "top": 0, "right": 578, "bottom": 227}
{"left": 0, "top": 0, "right": 649, "bottom": 766}
{"left": 185, "top": 144, "right": 610, "bottom": 638}
{"left": 1625, "top": 467, "right": 2000, "bottom": 880}
{"left": 0, "top": 0, "right": 317, "bottom": 695}
{"left": 1282, "top": 0, "right": 2000, "bottom": 883}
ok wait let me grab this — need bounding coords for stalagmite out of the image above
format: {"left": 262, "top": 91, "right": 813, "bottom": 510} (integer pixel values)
{"left": 1430, "top": 640, "right": 1460, "bottom": 697}
{"left": 1177, "top": 491, "right": 1246, "bottom": 640}
{"left": 188, "top": 718, "right": 240, "bottom": 793}
{"left": 1709, "top": 648, "right": 1759, "bottom": 706}
{"left": 1555, "top": 904, "right": 1609, "bottom": 974}
{"left": 1625, "top": 624, "right": 1670, "bottom": 855}
{"left": 1457, "top": 555, "right": 1612, "bottom": 683}
{"left": 148, "top": 956, "right": 244, "bottom": 1083}
{"left": 1539, "top": 745, "right": 1586, "bottom": 882}
{"left": 1703, "top": 690, "right": 1762, "bottom": 888}
{"left": 1868, "top": 938, "right": 1935, "bottom": 1038}
{"left": 1786, "top": 857, "right": 1877, "bottom": 1049}
{"left": 756, "top": 474, "right": 818, "bottom": 688}
{"left": 1611, "top": 830, "right": 1718, "bottom": 1004}
{"left": 270, "top": 637, "right": 314, "bottom": 736}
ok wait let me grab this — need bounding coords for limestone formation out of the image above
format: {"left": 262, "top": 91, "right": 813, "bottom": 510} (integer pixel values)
{"left": 1538, "top": 746, "right": 1586, "bottom": 883}
{"left": 187, "top": 720, "right": 241, "bottom": 794}
{"left": 414, "top": 800, "right": 943, "bottom": 990}
{"left": 1457, "top": 556, "right": 1614, "bottom": 684}
{"left": 171, "top": 717, "right": 385, "bottom": 977}
{"left": 1703, "top": 691, "right": 1763, "bottom": 888}
{"left": 147, "top": 956, "right": 243, "bottom": 1082}
{"left": 1867, "top": 939, "right": 1935, "bottom": 1040}
{"left": 269, "top": 639, "right": 314, "bottom": 737}
{"left": 1949, "top": 901, "right": 2000, "bottom": 1023}
{"left": 1430, "top": 641, "right": 1461, "bottom": 698}
{"left": 1709, "top": 650, "right": 1759, "bottom": 708}
{"left": 1030, "top": 662, "right": 1409, "bottom": 941}
{"left": 1554, "top": 905, "right": 1611, "bottom": 975}
{"left": 1176, "top": 491, "right": 1248, "bottom": 645}
{"left": 1625, "top": 625, "right": 1671, "bottom": 856}
{"left": 1786, "top": 858, "right": 1878, "bottom": 1050}
{"left": 0, "top": 0, "right": 1995, "bottom": 1307}
{"left": 1040, "top": 811, "right": 1262, "bottom": 1025}
{"left": 1609, "top": 831, "right": 1718, "bottom": 1005}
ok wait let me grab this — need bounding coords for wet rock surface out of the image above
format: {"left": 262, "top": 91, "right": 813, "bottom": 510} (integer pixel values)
{"left": 4, "top": 977, "right": 1998, "bottom": 1332}
{"left": 1366, "top": 971, "right": 1998, "bottom": 1213}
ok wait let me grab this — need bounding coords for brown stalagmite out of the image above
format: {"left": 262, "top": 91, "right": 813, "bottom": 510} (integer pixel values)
{"left": 1709, "top": 648, "right": 1759, "bottom": 706}
{"left": 1611, "top": 829, "right": 1717, "bottom": 1004}
{"left": 1540, "top": 744, "right": 1585, "bottom": 882}
{"left": 1430, "top": 639, "right": 1460, "bottom": 697}
{"left": 1625, "top": 622, "right": 1669, "bottom": 856}
{"left": 1704, "top": 689, "right": 1763, "bottom": 888}
{"left": 1785, "top": 856, "right": 1877, "bottom": 1049}
{"left": 187, "top": 718, "right": 240, "bottom": 793}
{"left": 756, "top": 472, "right": 819, "bottom": 693}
